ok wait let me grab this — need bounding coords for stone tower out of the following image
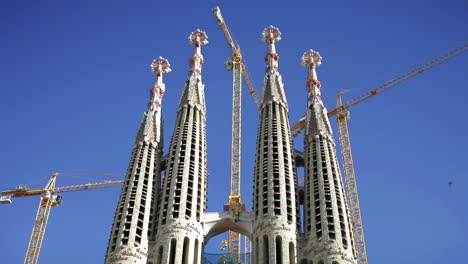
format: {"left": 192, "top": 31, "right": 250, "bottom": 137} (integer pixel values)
{"left": 149, "top": 30, "right": 208, "bottom": 264}
{"left": 105, "top": 57, "right": 171, "bottom": 264}
{"left": 300, "top": 50, "right": 357, "bottom": 264}
{"left": 252, "top": 26, "right": 298, "bottom": 263}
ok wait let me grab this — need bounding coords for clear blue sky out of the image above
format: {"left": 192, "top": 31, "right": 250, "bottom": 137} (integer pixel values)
{"left": 1, "top": 0, "right": 467, "bottom": 263}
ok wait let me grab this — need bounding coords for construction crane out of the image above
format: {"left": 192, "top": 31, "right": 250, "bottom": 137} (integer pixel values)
{"left": 213, "top": 7, "right": 261, "bottom": 110}
{"left": 213, "top": 6, "right": 259, "bottom": 262}
{"left": 292, "top": 44, "right": 467, "bottom": 264}
{"left": 0, "top": 172, "right": 124, "bottom": 264}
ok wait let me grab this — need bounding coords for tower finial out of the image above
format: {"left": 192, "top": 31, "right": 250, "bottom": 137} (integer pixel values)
{"left": 148, "top": 57, "right": 171, "bottom": 110}
{"left": 262, "top": 26, "right": 281, "bottom": 73}
{"left": 301, "top": 50, "right": 322, "bottom": 97}
{"left": 189, "top": 29, "right": 209, "bottom": 47}
{"left": 188, "top": 29, "right": 208, "bottom": 75}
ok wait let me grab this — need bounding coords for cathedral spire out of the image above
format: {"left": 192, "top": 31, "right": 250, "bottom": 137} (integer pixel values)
{"left": 179, "top": 30, "right": 208, "bottom": 111}
{"left": 301, "top": 50, "right": 332, "bottom": 137}
{"left": 301, "top": 50, "right": 323, "bottom": 105}
{"left": 148, "top": 57, "right": 171, "bottom": 111}
{"left": 301, "top": 49, "right": 357, "bottom": 263}
{"left": 105, "top": 58, "right": 168, "bottom": 264}
{"left": 262, "top": 25, "right": 281, "bottom": 74}
{"left": 150, "top": 30, "right": 209, "bottom": 264}
{"left": 188, "top": 29, "right": 208, "bottom": 77}
{"left": 253, "top": 26, "right": 298, "bottom": 263}
{"left": 260, "top": 26, "right": 288, "bottom": 107}
{"left": 134, "top": 57, "right": 171, "bottom": 146}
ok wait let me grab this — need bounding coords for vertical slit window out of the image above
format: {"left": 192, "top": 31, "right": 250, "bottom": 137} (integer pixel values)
{"left": 169, "top": 239, "right": 177, "bottom": 264}
{"left": 276, "top": 236, "right": 282, "bottom": 264}
{"left": 182, "top": 237, "right": 189, "bottom": 264}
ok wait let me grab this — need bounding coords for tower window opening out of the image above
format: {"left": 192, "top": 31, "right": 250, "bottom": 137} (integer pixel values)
{"left": 169, "top": 239, "right": 177, "bottom": 264}
{"left": 264, "top": 236, "right": 270, "bottom": 264}
{"left": 193, "top": 239, "right": 199, "bottom": 264}
{"left": 289, "top": 242, "right": 296, "bottom": 264}
{"left": 157, "top": 246, "right": 163, "bottom": 264}
{"left": 182, "top": 237, "right": 189, "bottom": 264}
{"left": 276, "top": 236, "right": 282, "bottom": 264}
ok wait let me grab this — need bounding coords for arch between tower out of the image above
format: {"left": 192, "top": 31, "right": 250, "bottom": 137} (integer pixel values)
{"left": 202, "top": 211, "right": 254, "bottom": 244}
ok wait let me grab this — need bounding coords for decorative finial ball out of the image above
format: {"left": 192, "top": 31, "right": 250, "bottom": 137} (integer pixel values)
{"left": 189, "top": 29, "right": 209, "bottom": 46}
{"left": 301, "top": 50, "right": 322, "bottom": 67}
{"left": 151, "top": 57, "right": 172, "bottom": 75}
{"left": 262, "top": 25, "right": 281, "bottom": 43}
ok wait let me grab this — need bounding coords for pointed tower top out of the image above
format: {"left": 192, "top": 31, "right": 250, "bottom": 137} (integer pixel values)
{"left": 262, "top": 26, "right": 281, "bottom": 73}
{"left": 179, "top": 30, "right": 208, "bottom": 111}
{"left": 189, "top": 29, "right": 209, "bottom": 47}
{"left": 301, "top": 49, "right": 322, "bottom": 68}
{"left": 148, "top": 57, "right": 171, "bottom": 111}
{"left": 301, "top": 50, "right": 323, "bottom": 99}
{"left": 262, "top": 25, "right": 282, "bottom": 43}
{"left": 151, "top": 57, "right": 171, "bottom": 81}
{"left": 187, "top": 30, "right": 208, "bottom": 76}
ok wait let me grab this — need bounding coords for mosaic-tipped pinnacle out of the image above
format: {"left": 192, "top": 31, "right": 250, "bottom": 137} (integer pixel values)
{"left": 301, "top": 49, "right": 322, "bottom": 67}
{"left": 262, "top": 25, "right": 281, "bottom": 43}
{"left": 150, "top": 57, "right": 172, "bottom": 75}
{"left": 189, "top": 29, "right": 209, "bottom": 46}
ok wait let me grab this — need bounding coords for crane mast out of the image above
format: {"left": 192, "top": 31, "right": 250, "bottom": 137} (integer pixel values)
{"left": 226, "top": 53, "right": 243, "bottom": 261}
{"left": 292, "top": 44, "right": 466, "bottom": 264}
{"left": 24, "top": 173, "right": 59, "bottom": 264}
{"left": 213, "top": 6, "right": 258, "bottom": 262}
{"left": 213, "top": 6, "right": 261, "bottom": 109}
{"left": 1, "top": 173, "right": 124, "bottom": 264}
{"left": 336, "top": 93, "right": 368, "bottom": 264}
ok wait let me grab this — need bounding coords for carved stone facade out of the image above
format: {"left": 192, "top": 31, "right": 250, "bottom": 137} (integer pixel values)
{"left": 298, "top": 50, "right": 357, "bottom": 264}
{"left": 148, "top": 30, "right": 208, "bottom": 264}
{"left": 104, "top": 58, "right": 170, "bottom": 264}
{"left": 252, "top": 26, "right": 298, "bottom": 263}
{"left": 105, "top": 27, "right": 358, "bottom": 264}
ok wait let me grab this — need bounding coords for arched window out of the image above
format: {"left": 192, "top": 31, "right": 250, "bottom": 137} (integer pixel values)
{"left": 182, "top": 237, "right": 189, "bottom": 264}
{"left": 169, "top": 239, "right": 177, "bottom": 264}
{"left": 289, "top": 242, "right": 295, "bottom": 264}
{"left": 193, "top": 239, "right": 199, "bottom": 264}
{"left": 264, "top": 235, "right": 270, "bottom": 264}
{"left": 255, "top": 237, "right": 259, "bottom": 264}
{"left": 275, "top": 236, "right": 282, "bottom": 264}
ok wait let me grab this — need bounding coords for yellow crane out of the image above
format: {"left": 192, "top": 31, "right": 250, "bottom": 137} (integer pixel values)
{"left": 0, "top": 172, "right": 124, "bottom": 264}
{"left": 292, "top": 44, "right": 467, "bottom": 264}
{"left": 212, "top": 6, "right": 260, "bottom": 262}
